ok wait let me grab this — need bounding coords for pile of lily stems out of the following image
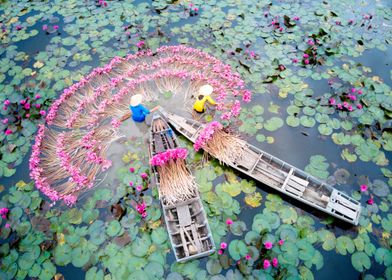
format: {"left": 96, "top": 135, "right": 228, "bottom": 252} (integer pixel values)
{"left": 203, "top": 129, "right": 245, "bottom": 164}
{"left": 157, "top": 158, "right": 197, "bottom": 206}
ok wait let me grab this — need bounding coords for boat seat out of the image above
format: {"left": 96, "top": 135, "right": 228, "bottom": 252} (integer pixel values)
{"left": 177, "top": 205, "right": 192, "bottom": 227}
{"left": 327, "top": 190, "right": 360, "bottom": 221}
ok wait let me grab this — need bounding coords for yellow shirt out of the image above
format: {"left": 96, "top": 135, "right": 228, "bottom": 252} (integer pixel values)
{"left": 193, "top": 96, "right": 216, "bottom": 112}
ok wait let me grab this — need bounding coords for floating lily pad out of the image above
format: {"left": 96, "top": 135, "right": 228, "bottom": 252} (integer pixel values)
{"left": 351, "top": 252, "right": 371, "bottom": 272}
{"left": 228, "top": 240, "right": 248, "bottom": 261}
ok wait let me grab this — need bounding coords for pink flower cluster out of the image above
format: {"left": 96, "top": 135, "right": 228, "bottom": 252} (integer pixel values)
{"left": 150, "top": 148, "right": 188, "bottom": 166}
{"left": 329, "top": 87, "right": 364, "bottom": 112}
{"left": 263, "top": 257, "right": 279, "bottom": 269}
{"left": 136, "top": 202, "right": 147, "bottom": 218}
{"left": 193, "top": 121, "right": 223, "bottom": 151}
{"left": 0, "top": 208, "right": 9, "bottom": 219}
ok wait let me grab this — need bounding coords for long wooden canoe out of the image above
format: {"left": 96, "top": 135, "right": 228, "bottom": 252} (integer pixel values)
{"left": 158, "top": 109, "right": 362, "bottom": 225}
{"left": 149, "top": 113, "right": 215, "bottom": 262}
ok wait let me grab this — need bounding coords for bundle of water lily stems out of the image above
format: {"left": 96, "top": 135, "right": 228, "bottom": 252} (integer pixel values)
{"left": 156, "top": 158, "right": 197, "bottom": 206}
{"left": 194, "top": 121, "right": 246, "bottom": 164}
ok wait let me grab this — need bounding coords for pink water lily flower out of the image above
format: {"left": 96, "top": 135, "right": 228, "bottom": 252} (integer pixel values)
{"left": 2, "top": 118, "right": 8, "bottom": 124}
{"left": 272, "top": 257, "right": 278, "bottom": 267}
{"left": 129, "top": 167, "right": 135, "bottom": 173}
{"left": 136, "top": 185, "right": 143, "bottom": 192}
{"left": 264, "top": 241, "right": 273, "bottom": 249}
{"left": 367, "top": 198, "right": 374, "bottom": 205}
{"left": 140, "top": 173, "right": 148, "bottom": 180}
{"left": 5, "top": 223, "right": 10, "bottom": 229}
{"left": 40, "top": 110, "right": 46, "bottom": 116}
{"left": 245, "top": 254, "right": 251, "bottom": 260}
{"left": 360, "top": 184, "right": 368, "bottom": 192}
{"left": 42, "top": 25, "right": 48, "bottom": 31}
{"left": 263, "top": 259, "right": 271, "bottom": 269}
{"left": 278, "top": 239, "right": 284, "bottom": 246}
{"left": 4, "top": 100, "right": 10, "bottom": 106}
{"left": 329, "top": 98, "right": 336, "bottom": 105}
{"left": 226, "top": 218, "right": 233, "bottom": 225}
{"left": 220, "top": 242, "right": 227, "bottom": 249}
{"left": 218, "top": 249, "right": 223, "bottom": 255}
{"left": 357, "top": 104, "right": 363, "bottom": 109}
{"left": 304, "top": 59, "right": 309, "bottom": 65}
{"left": 5, "top": 129, "right": 13, "bottom": 135}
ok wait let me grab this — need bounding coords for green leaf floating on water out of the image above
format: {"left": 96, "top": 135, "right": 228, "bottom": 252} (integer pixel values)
{"left": 106, "top": 220, "right": 122, "bottom": 237}
{"left": 151, "top": 227, "right": 168, "bottom": 245}
{"left": 305, "top": 155, "right": 329, "bottom": 180}
{"left": 131, "top": 234, "right": 151, "bottom": 257}
{"left": 336, "top": 236, "right": 355, "bottom": 255}
{"left": 264, "top": 117, "right": 284, "bottom": 132}
{"left": 206, "top": 259, "right": 222, "bottom": 275}
{"left": 351, "top": 252, "right": 371, "bottom": 272}
{"left": 228, "top": 240, "right": 248, "bottom": 260}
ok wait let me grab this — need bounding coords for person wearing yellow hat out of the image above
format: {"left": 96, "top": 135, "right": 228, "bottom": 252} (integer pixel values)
{"left": 193, "top": 84, "right": 217, "bottom": 113}
{"left": 129, "top": 94, "right": 159, "bottom": 122}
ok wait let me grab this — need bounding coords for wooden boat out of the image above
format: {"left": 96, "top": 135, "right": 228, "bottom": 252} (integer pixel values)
{"left": 149, "top": 113, "right": 215, "bottom": 262}
{"left": 158, "top": 109, "right": 362, "bottom": 225}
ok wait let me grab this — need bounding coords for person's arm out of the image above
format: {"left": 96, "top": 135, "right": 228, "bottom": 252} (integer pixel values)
{"left": 120, "top": 112, "right": 132, "bottom": 122}
{"left": 206, "top": 95, "right": 216, "bottom": 105}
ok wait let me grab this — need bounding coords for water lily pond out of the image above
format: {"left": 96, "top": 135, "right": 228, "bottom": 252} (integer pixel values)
{"left": 1, "top": 0, "right": 392, "bottom": 279}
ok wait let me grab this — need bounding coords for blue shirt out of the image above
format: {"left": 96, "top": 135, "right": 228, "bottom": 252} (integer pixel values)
{"left": 130, "top": 104, "right": 150, "bottom": 122}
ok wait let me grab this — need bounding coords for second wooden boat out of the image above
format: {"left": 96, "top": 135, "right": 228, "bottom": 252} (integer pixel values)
{"left": 158, "top": 109, "right": 362, "bottom": 225}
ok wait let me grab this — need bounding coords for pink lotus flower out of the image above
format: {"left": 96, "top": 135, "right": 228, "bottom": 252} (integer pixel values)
{"left": 193, "top": 7, "right": 199, "bottom": 12}
{"left": 292, "top": 58, "right": 298, "bottom": 63}
{"left": 348, "top": 105, "right": 353, "bottom": 112}
{"left": 35, "top": 104, "right": 41, "bottom": 108}
{"left": 5, "top": 129, "right": 12, "bottom": 135}
{"left": 360, "top": 184, "right": 368, "bottom": 192}
{"left": 129, "top": 167, "right": 135, "bottom": 173}
{"left": 245, "top": 254, "right": 251, "bottom": 260}
{"left": 218, "top": 249, "right": 223, "bottom": 255}
{"left": 5, "top": 223, "right": 10, "bottom": 229}
{"left": 272, "top": 257, "right": 278, "bottom": 267}
{"left": 351, "top": 88, "right": 356, "bottom": 93}
{"left": 303, "top": 53, "right": 309, "bottom": 59}
{"left": 348, "top": 94, "right": 357, "bottom": 101}
{"left": 0, "top": 208, "right": 9, "bottom": 215}
{"left": 141, "top": 211, "right": 148, "bottom": 218}
{"left": 20, "top": 99, "right": 26, "bottom": 105}
{"left": 357, "top": 89, "right": 363, "bottom": 95}
{"left": 220, "top": 242, "right": 227, "bottom": 249}
{"left": 337, "top": 104, "right": 343, "bottom": 110}
{"left": 136, "top": 41, "right": 145, "bottom": 48}
{"left": 40, "top": 110, "right": 46, "bottom": 116}
{"left": 367, "top": 198, "right": 374, "bottom": 205}
{"left": 263, "top": 259, "right": 271, "bottom": 269}
{"left": 357, "top": 104, "right": 363, "bottom": 109}
{"left": 129, "top": 181, "right": 134, "bottom": 187}
{"left": 4, "top": 100, "right": 10, "bottom": 106}
{"left": 226, "top": 218, "right": 233, "bottom": 225}
{"left": 264, "top": 241, "right": 273, "bottom": 249}
{"left": 278, "top": 239, "right": 284, "bottom": 246}
{"left": 2, "top": 118, "right": 8, "bottom": 124}
{"left": 140, "top": 173, "right": 148, "bottom": 180}
{"left": 304, "top": 59, "right": 309, "bottom": 65}
{"left": 329, "top": 98, "right": 336, "bottom": 105}
{"left": 53, "top": 25, "right": 59, "bottom": 30}
{"left": 343, "top": 101, "right": 349, "bottom": 108}
{"left": 24, "top": 103, "right": 31, "bottom": 110}
{"left": 136, "top": 185, "right": 142, "bottom": 192}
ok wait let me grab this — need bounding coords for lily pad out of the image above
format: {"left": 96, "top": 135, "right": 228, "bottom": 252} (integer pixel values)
{"left": 351, "top": 252, "right": 371, "bottom": 272}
